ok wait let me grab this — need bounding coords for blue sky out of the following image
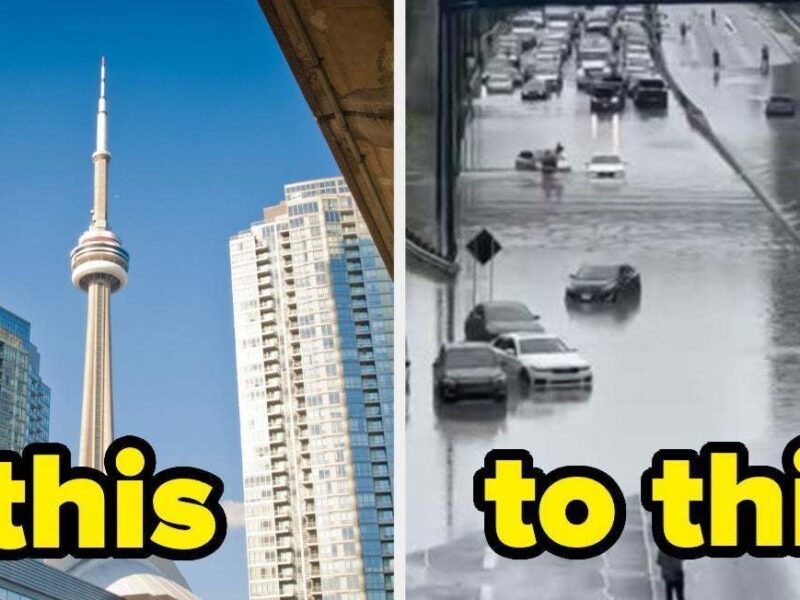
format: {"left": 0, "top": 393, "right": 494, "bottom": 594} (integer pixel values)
{"left": 0, "top": 1, "right": 338, "bottom": 597}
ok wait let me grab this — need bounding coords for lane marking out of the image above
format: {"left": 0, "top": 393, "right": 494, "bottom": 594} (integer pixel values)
{"left": 600, "top": 552, "right": 615, "bottom": 600}
{"left": 482, "top": 546, "right": 498, "bottom": 570}
{"left": 479, "top": 584, "right": 494, "bottom": 600}
{"left": 639, "top": 502, "right": 659, "bottom": 600}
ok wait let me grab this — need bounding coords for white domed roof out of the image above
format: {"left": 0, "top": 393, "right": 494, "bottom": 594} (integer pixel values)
{"left": 107, "top": 572, "right": 199, "bottom": 599}
{"left": 47, "top": 556, "right": 199, "bottom": 600}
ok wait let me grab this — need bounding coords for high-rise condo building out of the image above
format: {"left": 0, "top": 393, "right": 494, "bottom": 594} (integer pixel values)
{"left": 230, "top": 177, "right": 394, "bottom": 600}
{"left": 0, "top": 306, "right": 50, "bottom": 450}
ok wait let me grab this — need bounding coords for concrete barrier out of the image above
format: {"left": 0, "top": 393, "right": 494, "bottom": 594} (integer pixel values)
{"left": 407, "top": 229, "right": 460, "bottom": 278}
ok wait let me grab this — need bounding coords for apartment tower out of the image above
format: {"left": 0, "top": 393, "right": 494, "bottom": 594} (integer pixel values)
{"left": 230, "top": 177, "right": 394, "bottom": 600}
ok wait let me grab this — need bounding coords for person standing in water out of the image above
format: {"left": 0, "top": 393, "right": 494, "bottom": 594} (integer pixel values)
{"left": 657, "top": 550, "right": 685, "bottom": 600}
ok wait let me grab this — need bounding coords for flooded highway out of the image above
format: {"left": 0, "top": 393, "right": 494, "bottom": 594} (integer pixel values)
{"left": 406, "top": 5, "right": 800, "bottom": 574}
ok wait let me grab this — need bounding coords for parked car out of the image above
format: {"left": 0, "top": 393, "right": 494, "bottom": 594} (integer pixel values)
{"left": 485, "top": 73, "right": 515, "bottom": 93}
{"left": 586, "top": 153, "right": 626, "bottom": 179}
{"left": 465, "top": 300, "right": 543, "bottom": 341}
{"left": 766, "top": 95, "right": 797, "bottom": 117}
{"left": 565, "top": 264, "right": 641, "bottom": 303}
{"left": 433, "top": 342, "right": 508, "bottom": 402}
{"left": 591, "top": 84, "right": 624, "bottom": 112}
{"left": 521, "top": 78, "right": 550, "bottom": 100}
{"left": 491, "top": 333, "right": 592, "bottom": 388}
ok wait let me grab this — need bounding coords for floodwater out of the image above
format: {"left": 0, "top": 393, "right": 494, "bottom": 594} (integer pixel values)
{"left": 407, "top": 6, "right": 800, "bottom": 556}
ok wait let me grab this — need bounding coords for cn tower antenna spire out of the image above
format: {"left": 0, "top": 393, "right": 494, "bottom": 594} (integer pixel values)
{"left": 71, "top": 56, "right": 129, "bottom": 471}
{"left": 93, "top": 56, "right": 110, "bottom": 228}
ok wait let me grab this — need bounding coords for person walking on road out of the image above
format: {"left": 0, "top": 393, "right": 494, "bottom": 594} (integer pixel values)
{"left": 657, "top": 550, "right": 685, "bottom": 600}
{"left": 712, "top": 47, "right": 721, "bottom": 71}
{"left": 680, "top": 21, "right": 687, "bottom": 43}
{"left": 711, "top": 7, "right": 717, "bottom": 25}
{"left": 761, "top": 44, "right": 770, "bottom": 75}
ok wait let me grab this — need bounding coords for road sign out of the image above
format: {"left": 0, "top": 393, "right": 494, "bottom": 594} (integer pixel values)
{"left": 466, "top": 229, "right": 502, "bottom": 265}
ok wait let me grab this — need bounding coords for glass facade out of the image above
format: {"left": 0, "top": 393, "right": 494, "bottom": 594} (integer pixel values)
{"left": 0, "top": 306, "right": 50, "bottom": 451}
{"left": 230, "top": 177, "right": 393, "bottom": 600}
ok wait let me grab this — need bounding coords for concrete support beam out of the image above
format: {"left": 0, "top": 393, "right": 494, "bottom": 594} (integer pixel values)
{"left": 258, "top": 0, "right": 394, "bottom": 275}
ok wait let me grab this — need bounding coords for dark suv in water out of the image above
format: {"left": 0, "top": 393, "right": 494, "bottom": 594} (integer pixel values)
{"left": 591, "top": 83, "right": 624, "bottom": 112}
{"left": 565, "top": 264, "right": 641, "bottom": 303}
{"left": 465, "top": 301, "right": 544, "bottom": 341}
{"left": 634, "top": 77, "right": 668, "bottom": 110}
{"left": 433, "top": 343, "right": 508, "bottom": 402}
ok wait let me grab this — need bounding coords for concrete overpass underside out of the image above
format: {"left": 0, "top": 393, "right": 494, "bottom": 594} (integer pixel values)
{"left": 258, "top": 0, "right": 394, "bottom": 275}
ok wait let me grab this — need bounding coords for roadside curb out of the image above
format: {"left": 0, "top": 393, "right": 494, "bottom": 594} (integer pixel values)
{"left": 649, "top": 23, "right": 800, "bottom": 245}
{"left": 407, "top": 229, "right": 460, "bottom": 278}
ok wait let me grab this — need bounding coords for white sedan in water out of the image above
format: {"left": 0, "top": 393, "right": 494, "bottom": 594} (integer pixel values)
{"left": 586, "top": 153, "right": 626, "bottom": 179}
{"left": 491, "top": 332, "right": 593, "bottom": 388}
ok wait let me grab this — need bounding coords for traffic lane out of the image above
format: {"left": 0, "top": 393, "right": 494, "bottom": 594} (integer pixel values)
{"left": 666, "top": 3, "right": 794, "bottom": 71}
{"left": 408, "top": 517, "right": 800, "bottom": 599}
{"left": 471, "top": 63, "right": 741, "bottom": 197}
{"left": 661, "top": 4, "right": 800, "bottom": 225}
{"left": 408, "top": 531, "right": 607, "bottom": 600}
{"left": 409, "top": 185, "right": 795, "bottom": 551}
{"left": 456, "top": 191, "right": 782, "bottom": 490}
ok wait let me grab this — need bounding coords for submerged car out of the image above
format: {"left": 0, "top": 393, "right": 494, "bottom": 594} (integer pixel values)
{"left": 515, "top": 150, "right": 537, "bottom": 170}
{"left": 766, "top": 95, "right": 797, "bottom": 117}
{"left": 565, "top": 264, "right": 641, "bottom": 303}
{"left": 514, "top": 149, "right": 570, "bottom": 172}
{"left": 433, "top": 342, "right": 508, "bottom": 402}
{"left": 465, "top": 300, "right": 544, "bottom": 341}
{"left": 633, "top": 77, "right": 668, "bottom": 110}
{"left": 491, "top": 333, "right": 592, "bottom": 388}
{"left": 586, "top": 153, "right": 626, "bottom": 179}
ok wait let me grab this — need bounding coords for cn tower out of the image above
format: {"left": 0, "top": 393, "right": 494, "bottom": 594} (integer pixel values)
{"left": 70, "top": 57, "right": 129, "bottom": 471}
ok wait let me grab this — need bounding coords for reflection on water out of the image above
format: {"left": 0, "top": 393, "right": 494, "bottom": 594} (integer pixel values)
{"left": 434, "top": 396, "right": 508, "bottom": 437}
{"left": 767, "top": 245, "right": 800, "bottom": 441}
{"left": 566, "top": 291, "right": 642, "bottom": 326}
{"left": 542, "top": 174, "right": 565, "bottom": 202}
